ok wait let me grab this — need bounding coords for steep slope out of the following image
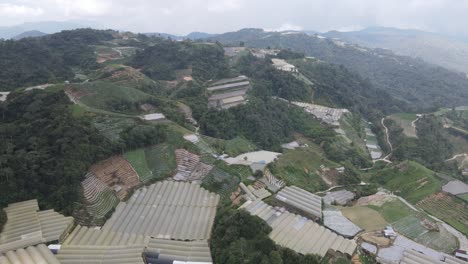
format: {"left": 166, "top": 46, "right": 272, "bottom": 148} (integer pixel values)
{"left": 324, "top": 27, "right": 468, "bottom": 75}
{"left": 209, "top": 29, "right": 468, "bottom": 111}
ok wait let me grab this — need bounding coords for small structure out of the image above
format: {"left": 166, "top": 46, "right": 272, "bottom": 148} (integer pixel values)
{"left": 275, "top": 185, "right": 322, "bottom": 221}
{"left": 207, "top": 76, "right": 250, "bottom": 109}
{"left": 323, "top": 190, "right": 356, "bottom": 205}
{"left": 0, "top": 92, "right": 9, "bottom": 102}
{"left": 183, "top": 134, "right": 200, "bottom": 143}
{"left": 455, "top": 250, "right": 468, "bottom": 261}
{"left": 141, "top": 113, "right": 166, "bottom": 121}
{"left": 292, "top": 101, "right": 349, "bottom": 127}
{"left": 442, "top": 180, "right": 468, "bottom": 196}
{"left": 281, "top": 141, "right": 300, "bottom": 150}
{"left": 360, "top": 242, "right": 377, "bottom": 255}
{"left": 383, "top": 226, "right": 397, "bottom": 238}
{"left": 271, "top": 58, "right": 298, "bottom": 72}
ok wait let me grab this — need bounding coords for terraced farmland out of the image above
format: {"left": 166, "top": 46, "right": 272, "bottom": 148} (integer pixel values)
{"left": 417, "top": 192, "right": 468, "bottom": 236}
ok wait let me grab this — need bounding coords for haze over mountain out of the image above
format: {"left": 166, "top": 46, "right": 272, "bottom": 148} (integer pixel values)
{"left": 323, "top": 27, "right": 468, "bottom": 74}
{"left": 0, "top": 20, "right": 97, "bottom": 39}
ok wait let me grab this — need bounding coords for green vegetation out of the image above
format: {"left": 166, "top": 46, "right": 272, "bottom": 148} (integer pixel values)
{"left": 0, "top": 29, "right": 114, "bottom": 91}
{"left": 341, "top": 206, "right": 387, "bottom": 231}
{"left": 418, "top": 193, "right": 468, "bottom": 236}
{"left": 368, "top": 199, "right": 413, "bottom": 223}
{"left": 269, "top": 148, "right": 333, "bottom": 192}
{"left": 389, "top": 113, "right": 418, "bottom": 138}
{"left": 124, "top": 149, "right": 153, "bottom": 181}
{"left": 371, "top": 161, "right": 442, "bottom": 203}
{"left": 129, "top": 39, "right": 228, "bottom": 82}
{"left": 211, "top": 207, "right": 321, "bottom": 264}
{"left": 0, "top": 209, "right": 6, "bottom": 233}
{"left": 0, "top": 90, "right": 115, "bottom": 214}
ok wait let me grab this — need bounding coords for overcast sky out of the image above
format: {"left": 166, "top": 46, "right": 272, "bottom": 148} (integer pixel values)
{"left": 1, "top": 0, "right": 467, "bottom": 35}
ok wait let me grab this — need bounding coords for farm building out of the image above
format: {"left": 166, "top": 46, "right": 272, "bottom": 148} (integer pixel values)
{"left": 141, "top": 113, "right": 166, "bottom": 121}
{"left": 0, "top": 92, "right": 9, "bottom": 102}
{"left": 271, "top": 58, "right": 297, "bottom": 72}
{"left": 323, "top": 190, "right": 356, "bottom": 205}
{"left": 174, "top": 149, "right": 213, "bottom": 182}
{"left": 0, "top": 200, "right": 74, "bottom": 254}
{"left": 259, "top": 169, "right": 285, "bottom": 192}
{"left": 442, "top": 180, "right": 468, "bottom": 195}
{"left": 0, "top": 244, "right": 60, "bottom": 264}
{"left": 292, "top": 102, "right": 349, "bottom": 127}
{"left": 145, "top": 238, "right": 212, "bottom": 264}
{"left": 207, "top": 76, "right": 251, "bottom": 109}
{"left": 400, "top": 249, "right": 466, "bottom": 264}
{"left": 240, "top": 199, "right": 356, "bottom": 257}
{"left": 101, "top": 181, "right": 220, "bottom": 240}
{"left": 323, "top": 210, "right": 362, "bottom": 238}
{"left": 275, "top": 185, "right": 322, "bottom": 220}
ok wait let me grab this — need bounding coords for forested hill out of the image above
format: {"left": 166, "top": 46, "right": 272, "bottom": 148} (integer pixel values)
{"left": 208, "top": 29, "right": 468, "bottom": 111}
{"left": 0, "top": 29, "right": 114, "bottom": 91}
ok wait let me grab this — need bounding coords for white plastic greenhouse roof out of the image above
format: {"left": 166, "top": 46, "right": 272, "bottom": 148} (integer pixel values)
{"left": 240, "top": 199, "right": 356, "bottom": 257}
{"left": 0, "top": 200, "right": 73, "bottom": 254}
{"left": 102, "top": 181, "right": 220, "bottom": 240}
{"left": 0, "top": 244, "right": 60, "bottom": 264}
{"left": 400, "top": 249, "right": 466, "bottom": 264}
{"left": 56, "top": 245, "right": 146, "bottom": 264}
{"left": 275, "top": 186, "right": 322, "bottom": 219}
{"left": 145, "top": 238, "right": 212, "bottom": 263}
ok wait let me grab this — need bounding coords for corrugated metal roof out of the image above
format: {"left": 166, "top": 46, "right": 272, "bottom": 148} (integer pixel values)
{"left": 240, "top": 199, "right": 356, "bottom": 257}
{"left": 323, "top": 190, "right": 355, "bottom": 205}
{"left": 0, "top": 244, "right": 60, "bottom": 264}
{"left": 323, "top": 210, "right": 362, "bottom": 238}
{"left": 208, "top": 89, "right": 246, "bottom": 101}
{"left": 0, "top": 200, "right": 73, "bottom": 254}
{"left": 210, "top": 76, "right": 248, "bottom": 86}
{"left": 275, "top": 186, "right": 322, "bottom": 219}
{"left": 56, "top": 245, "right": 145, "bottom": 264}
{"left": 145, "top": 239, "right": 212, "bottom": 263}
{"left": 207, "top": 81, "right": 250, "bottom": 92}
{"left": 102, "top": 181, "right": 219, "bottom": 240}
{"left": 400, "top": 249, "right": 466, "bottom": 264}
{"left": 62, "top": 225, "right": 148, "bottom": 247}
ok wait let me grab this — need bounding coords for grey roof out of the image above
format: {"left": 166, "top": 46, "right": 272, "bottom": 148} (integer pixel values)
{"left": 323, "top": 210, "right": 362, "bottom": 238}
{"left": 145, "top": 238, "right": 212, "bottom": 263}
{"left": 442, "top": 180, "right": 468, "bottom": 195}
{"left": 400, "top": 249, "right": 466, "bottom": 264}
{"left": 207, "top": 81, "right": 250, "bottom": 92}
{"left": 0, "top": 200, "right": 74, "bottom": 253}
{"left": 240, "top": 199, "right": 356, "bottom": 257}
{"left": 275, "top": 186, "right": 322, "bottom": 219}
{"left": 0, "top": 244, "right": 60, "bottom": 264}
{"left": 210, "top": 76, "right": 248, "bottom": 86}
{"left": 56, "top": 245, "right": 145, "bottom": 264}
{"left": 102, "top": 181, "right": 220, "bottom": 240}
{"left": 208, "top": 89, "right": 247, "bottom": 101}
{"left": 62, "top": 225, "right": 148, "bottom": 247}
{"left": 323, "top": 190, "right": 356, "bottom": 205}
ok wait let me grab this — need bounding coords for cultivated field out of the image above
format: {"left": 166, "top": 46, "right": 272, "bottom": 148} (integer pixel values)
{"left": 270, "top": 148, "right": 335, "bottom": 193}
{"left": 373, "top": 161, "right": 442, "bottom": 203}
{"left": 417, "top": 192, "right": 468, "bottom": 236}
{"left": 389, "top": 113, "right": 418, "bottom": 138}
{"left": 341, "top": 206, "right": 387, "bottom": 231}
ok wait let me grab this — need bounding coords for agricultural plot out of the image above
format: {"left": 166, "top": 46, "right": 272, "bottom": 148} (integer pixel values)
{"left": 124, "top": 144, "right": 177, "bottom": 183}
{"left": 92, "top": 116, "right": 136, "bottom": 142}
{"left": 373, "top": 161, "right": 442, "bottom": 203}
{"left": 341, "top": 206, "right": 387, "bottom": 231}
{"left": 389, "top": 113, "right": 418, "bottom": 138}
{"left": 124, "top": 149, "right": 153, "bottom": 182}
{"left": 417, "top": 192, "right": 468, "bottom": 236}
{"left": 270, "top": 148, "right": 336, "bottom": 193}
{"left": 338, "top": 113, "right": 368, "bottom": 152}
{"left": 369, "top": 199, "right": 458, "bottom": 253}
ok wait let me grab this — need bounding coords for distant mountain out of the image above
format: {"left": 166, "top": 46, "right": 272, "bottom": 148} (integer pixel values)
{"left": 322, "top": 27, "right": 468, "bottom": 74}
{"left": 12, "top": 30, "right": 47, "bottom": 40}
{"left": 144, "top": 31, "right": 216, "bottom": 40}
{"left": 0, "top": 21, "right": 97, "bottom": 39}
{"left": 208, "top": 28, "right": 468, "bottom": 111}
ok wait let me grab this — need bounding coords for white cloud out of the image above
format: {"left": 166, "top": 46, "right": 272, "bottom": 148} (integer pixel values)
{"left": 265, "top": 23, "right": 303, "bottom": 32}
{"left": 207, "top": 0, "right": 243, "bottom": 13}
{"left": 0, "top": 3, "right": 43, "bottom": 16}
{"left": 53, "top": 0, "right": 112, "bottom": 16}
